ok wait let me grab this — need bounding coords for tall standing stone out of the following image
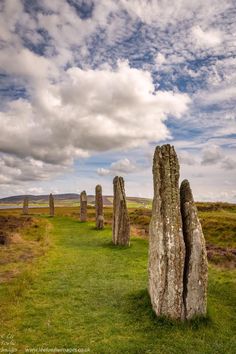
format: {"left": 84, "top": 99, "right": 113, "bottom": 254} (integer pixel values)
{"left": 148, "top": 144, "right": 185, "bottom": 320}
{"left": 80, "top": 191, "right": 87, "bottom": 222}
{"left": 112, "top": 176, "right": 130, "bottom": 246}
{"left": 23, "top": 196, "right": 29, "bottom": 215}
{"left": 49, "top": 193, "right": 54, "bottom": 217}
{"left": 180, "top": 179, "right": 208, "bottom": 319}
{"left": 95, "top": 185, "right": 104, "bottom": 229}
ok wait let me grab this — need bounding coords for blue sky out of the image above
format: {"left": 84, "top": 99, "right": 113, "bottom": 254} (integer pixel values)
{"left": 0, "top": 0, "right": 236, "bottom": 201}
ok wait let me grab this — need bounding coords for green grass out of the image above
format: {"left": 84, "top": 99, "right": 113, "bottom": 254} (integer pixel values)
{"left": 0, "top": 215, "right": 236, "bottom": 353}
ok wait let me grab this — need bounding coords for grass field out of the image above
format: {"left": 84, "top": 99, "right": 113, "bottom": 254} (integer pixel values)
{"left": 0, "top": 206, "right": 236, "bottom": 354}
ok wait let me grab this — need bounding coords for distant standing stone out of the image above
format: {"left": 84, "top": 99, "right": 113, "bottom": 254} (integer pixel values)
{"left": 180, "top": 179, "right": 208, "bottom": 319}
{"left": 148, "top": 144, "right": 185, "bottom": 320}
{"left": 112, "top": 176, "right": 130, "bottom": 246}
{"left": 80, "top": 191, "right": 87, "bottom": 222}
{"left": 95, "top": 185, "right": 104, "bottom": 229}
{"left": 49, "top": 193, "right": 54, "bottom": 217}
{"left": 23, "top": 196, "right": 29, "bottom": 215}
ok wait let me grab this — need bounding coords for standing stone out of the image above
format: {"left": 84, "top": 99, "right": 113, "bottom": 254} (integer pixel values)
{"left": 49, "top": 193, "right": 54, "bottom": 217}
{"left": 112, "top": 176, "right": 130, "bottom": 246}
{"left": 95, "top": 185, "right": 104, "bottom": 229}
{"left": 23, "top": 196, "right": 29, "bottom": 215}
{"left": 180, "top": 179, "right": 208, "bottom": 319}
{"left": 148, "top": 144, "right": 185, "bottom": 320}
{"left": 80, "top": 191, "right": 87, "bottom": 222}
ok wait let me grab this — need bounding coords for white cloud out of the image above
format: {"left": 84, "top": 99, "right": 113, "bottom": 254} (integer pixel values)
{"left": 0, "top": 48, "right": 58, "bottom": 81}
{"left": 97, "top": 157, "right": 140, "bottom": 176}
{"left": 201, "top": 145, "right": 222, "bottom": 165}
{"left": 27, "top": 187, "right": 44, "bottom": 195}
{"left": 0, "top": 153, "right": 70, "bottom": 185}
{"left": 0, "top": 60, "right": 190, "bottom": 174}
{"left": 97, "top": 168, "right": 111, "bottom": 176}
{"left": 192, "top": 26, "right": 222, "bottom": 48}
{"left": 198, "top": 86, "right": 236, "bottom": 106}
{"left": 179, "top": 151, "right": 197, "bottom": 166}
{"left": 201, "top": 144, "right": 236, "bottom": 171}
{"left": 221, "top": 157, "right": 236, "bottom": 170}
{"left": 155, "top": 53, "right": 166, "bottom": 67}
{"left": 110, "top": 158, "right": 137, "bottom": 174}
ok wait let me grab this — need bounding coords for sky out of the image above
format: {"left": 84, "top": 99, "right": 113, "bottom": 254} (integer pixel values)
{"left": 0, "top": 0, "right": 236, "bottom": 202}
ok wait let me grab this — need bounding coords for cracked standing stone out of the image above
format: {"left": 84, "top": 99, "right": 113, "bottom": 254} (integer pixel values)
{"left": 23, "top": 196, "right": 29, "bottom": 215}
{"left": 49, "top": 193, "right": 54, "bottom": 217}
{"left": 80, "top": 191, "right": 87, "bottom": 222}
{"left": 95, "top": 185, "right": 104, "bottom": 229}
{"left": 112, "top": 176, "right": 130, "bottom": 246}
{"left": 148, "top": 144, "right": 185, "bottom": 320}
{"left": 180, "top": 179, "right": 208, "bottom": 319}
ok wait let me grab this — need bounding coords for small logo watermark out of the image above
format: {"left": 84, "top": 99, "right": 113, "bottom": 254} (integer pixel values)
{"left": 0, "top": 333, "right": 17, "bottom": 353}
{"left": 0, "top": 333, "right": 90, "bottom": 353}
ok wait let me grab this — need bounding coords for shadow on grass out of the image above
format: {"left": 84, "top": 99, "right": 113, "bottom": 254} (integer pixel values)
{"left": 89, "top": 226, "right": 105, "bottom": 231}
{"left": 126, "top": 289, "right": 212, "bottom": 331}
{"left": 101, "top": 241, "right": 132, "bottom": 251}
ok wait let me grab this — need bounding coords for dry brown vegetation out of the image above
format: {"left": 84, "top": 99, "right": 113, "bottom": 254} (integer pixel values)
{"left": 0, "top": 213, "right": 50, "bottom": 282}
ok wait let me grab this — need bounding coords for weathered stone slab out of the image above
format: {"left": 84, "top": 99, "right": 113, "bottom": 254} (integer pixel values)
{"left": 95, "top": 185, "right": 104, "bottom": 229}
{"left": 80, "top": 191, "right": 87, "bottom": 222}
{"left": 148, "top": 144, "right": 185, "bottom": 320}
{"left": 112, "top": 176, "right": 130, "bottom": 246}
{"left": 23, "top": 196, "right": 29, "bottom": 215}
{"left": 180, "top": 179, "right": 208, "bottom": 319}
{"left": 49, "top": 193, "right": 54, "bottom": 217}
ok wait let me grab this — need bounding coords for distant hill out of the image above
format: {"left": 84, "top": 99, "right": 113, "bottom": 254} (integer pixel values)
{"left": 0, "top": 194, "right": 152, "bottom": 207}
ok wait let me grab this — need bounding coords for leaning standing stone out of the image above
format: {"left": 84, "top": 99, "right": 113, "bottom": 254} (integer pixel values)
{"left": 112, "top": 176, "right": 130, "bottom": 246}
{"left": 95, "top": 185, "right": 104, "bottom": 229}
{"left": 49, "top": 193, "right": 54, "bottom": 217}
{"left": 80, "top": 191, "right": 87, "bottom": 222}
{"left": 148, "top": 144, "right": 185, "bottom": 320}
{"left": 180, "top": 179, "right": 208, "bottom": 319}
{"left": 23, "top": 196, "right": 29, "bottom": 215}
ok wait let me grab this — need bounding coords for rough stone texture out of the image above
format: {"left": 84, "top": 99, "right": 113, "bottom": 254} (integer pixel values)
{"left": 148, "top": 144, "right": 185, "bottom": 320}
{"left": 112, "top": 176, "right": 130, "bottom": 246}
{"left": 49, "top": 193, "right": 54, "bottom": 217}
{"left": 23, "top": 196, "right": 29, "bottom": 215}
{"left": 180, "top": 179, "right": 208, "bottom": 319}
{"left": 80, "top": 191, "right": 87, "bottom": 222}
{"left": 95, "top": 185, "right": 104, "bottom": 229}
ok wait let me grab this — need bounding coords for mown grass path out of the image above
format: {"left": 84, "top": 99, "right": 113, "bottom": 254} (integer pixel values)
{"left": 1, "top": 216, "right": 236, "bottom": 354}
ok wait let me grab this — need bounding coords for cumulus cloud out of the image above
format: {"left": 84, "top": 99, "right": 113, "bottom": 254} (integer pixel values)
{"left": 97, "top": 168, "right": 111, "bottom": 176}
{"left": 192, "top": 26, "right": 222, "bottom": 48}
{"left": 0, "top": 153, "right": 70, "bottom": 185}
{"left": 197, "top": 86, "right": 236, "bottom": 106}
{"left": 155, "top": 53, "right": 166, "bottom": 67}
{"left": 221, "top": 157, "right": 236, "bottom": 170}
{"left": 97, "top": 157, "right": 140, "bottom": 176}
{"left": 201, "top": 145, "right": 223, "bottom": 165}
{"left": 0, "top": 60, "right": 190, "bottom": 172}
{"left": 179, "top": 151, "right": 197, "bottom": 166}
{"left": 27, "top": 187, "right": 44, "bottom": 195}
{"left": 201, "top": 145, "right": 236, "bottom": 171}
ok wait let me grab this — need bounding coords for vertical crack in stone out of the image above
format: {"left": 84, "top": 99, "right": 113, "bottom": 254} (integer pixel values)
{"left": 95, "top": 185, "right": 104, "bottom": 229}
{"left": 148, "top": 144, "right": 185, "bottom": 319}
{"left": 112, "top": 176, "right": 130, "bottom": 246}
{"left": 49, "top": 193, "right": 54, "bottom": 217}
{"left": 80, "top": 191, "right": 87, "bottom": 222}
{"left": 180, "top": 179, "right": 208, "bottom": 319}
